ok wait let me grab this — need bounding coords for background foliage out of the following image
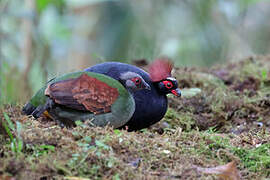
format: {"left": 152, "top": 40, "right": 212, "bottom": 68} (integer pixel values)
{"left": 0, "top": 0, "right": 269, "bottom": 103}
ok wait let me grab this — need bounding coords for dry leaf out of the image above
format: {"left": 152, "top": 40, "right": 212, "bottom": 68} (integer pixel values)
{"left": 194, "top": 161, "right": 241, "bottom": 180}
{"left": 0, "top": 175, "right": 16, "bottom": 180}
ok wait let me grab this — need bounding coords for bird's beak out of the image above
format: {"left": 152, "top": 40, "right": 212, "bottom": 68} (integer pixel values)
{"left": 171, "top": 88, "right": 181, "bottom": 97}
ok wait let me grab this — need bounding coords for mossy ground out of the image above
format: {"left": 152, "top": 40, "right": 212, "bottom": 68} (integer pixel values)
{"left": 1, "top": 55, "right": 270, "bottom": 179}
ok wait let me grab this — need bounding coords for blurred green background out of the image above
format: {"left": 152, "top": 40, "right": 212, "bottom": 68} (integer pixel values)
{"left": 1, "top": 0, "right": 270, "bottom": 103}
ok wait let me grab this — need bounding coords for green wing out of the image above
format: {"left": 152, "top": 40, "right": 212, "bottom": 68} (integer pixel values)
{"left": 26, "top": 71, "right": 135, "bottom": 128}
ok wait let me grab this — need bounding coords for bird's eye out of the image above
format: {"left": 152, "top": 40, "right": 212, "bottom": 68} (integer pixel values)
{"left": 132, "top": 77, "right": 141, "bottom": 85}
{"left": 163, "top": 81, "right": 173, "bottom": 89}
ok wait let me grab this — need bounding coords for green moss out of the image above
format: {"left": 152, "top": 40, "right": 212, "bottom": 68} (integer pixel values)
{"left": 164, "top": 108, "right": 195, "bottom": 131}
{"left": 232, "top": 144, "right": 270, "bottom": 174}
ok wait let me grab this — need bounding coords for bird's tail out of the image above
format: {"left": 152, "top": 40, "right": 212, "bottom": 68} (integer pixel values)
{"left": 22, "top": 102, "right": 36, "bottom": 115}
{"left": 22, "top": 99, "right": 55, "bottom": 119}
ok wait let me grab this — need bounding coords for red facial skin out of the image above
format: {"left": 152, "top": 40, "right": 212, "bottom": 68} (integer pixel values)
{"left": 148, "top": 58, "right": 181, "bottom": 97}
{"left": 131, "top": 77, "right": 142, "bottom": 86}
{"left": 163, "top": 80, "right": 173, "bottom": 89}
{"left": 162, "top": 80, "right": 181, "bottom": 97}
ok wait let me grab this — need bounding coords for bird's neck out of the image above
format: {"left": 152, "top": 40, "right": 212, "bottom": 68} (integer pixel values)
{"left": 125, "top": 88, "right": 137, "bottom": 95}
{"left": 118, "top": 79, "right": 137, "bottom": 94}
{"left": 153, "top": 82, "right": 167, "bottom": 95}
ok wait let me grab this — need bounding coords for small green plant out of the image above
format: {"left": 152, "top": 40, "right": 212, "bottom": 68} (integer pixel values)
{"left": 29, "top": 144, "right": 55, "bottom": 157}
{"left": 206, "top": 126, "right": 218, "bottom": 134}
{"left": 2, "top": 112, "right": 23, "bottom": 154}
{"left": 95, "top": 140, "right": 110, "bottom": 150}
{"left": 261, "top": 69, "right": 267, "bottom": 81}
{"left": 113, "top": 129, "right": 123, "bottom": 136}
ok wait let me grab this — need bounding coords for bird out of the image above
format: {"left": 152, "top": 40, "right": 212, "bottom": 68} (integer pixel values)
{"left": 85, "top": 58, "right": 181, "bottom": 131}
{"left": 22, "top": 71, "right": 151, "bottom": 128}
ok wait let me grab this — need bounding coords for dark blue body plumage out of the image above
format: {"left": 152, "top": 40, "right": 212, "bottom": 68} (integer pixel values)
{"left": 85, "top": 62, "right": 168, "bottom": 131}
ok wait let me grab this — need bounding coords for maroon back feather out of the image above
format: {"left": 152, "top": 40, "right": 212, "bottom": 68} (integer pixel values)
{"left": 45, "top": 73, "right": 119, "bottom": 114}
{"left": 149, "top": 58, "right": 173, "bottom": 82}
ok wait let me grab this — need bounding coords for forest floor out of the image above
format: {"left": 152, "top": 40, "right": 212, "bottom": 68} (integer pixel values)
{"left": 1, "top": 55, "right": 270, "bottom": 180}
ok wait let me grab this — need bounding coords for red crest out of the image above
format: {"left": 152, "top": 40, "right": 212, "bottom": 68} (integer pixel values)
{"left": 149, "top": 58, "right": 173, "bottom": 82}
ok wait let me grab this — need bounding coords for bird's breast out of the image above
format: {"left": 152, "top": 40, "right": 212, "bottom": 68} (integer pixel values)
{"left": 133, "top": 89, "right": 168, "bottom": 120}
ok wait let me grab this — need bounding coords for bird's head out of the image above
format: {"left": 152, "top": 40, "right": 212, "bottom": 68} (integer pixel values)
{"left": 149, "top": 58, "right": 181, "bottom": 97}
{"left": 120, "top": 72, "right": 151, "bottom": 92}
